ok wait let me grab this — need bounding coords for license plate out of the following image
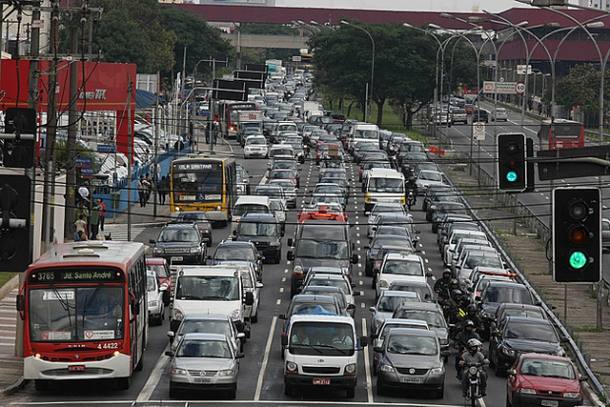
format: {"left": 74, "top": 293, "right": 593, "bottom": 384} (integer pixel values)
{"left": 171, "top": 257, "right": 183, "bottom": 262}
{"left": 193, "top": 377, "right": 211, "bottom": 383}
{"left": 68, "top": 365, "right": 86, "bottom": 372}
{"left": 541, "top": 401, "right": 559, "bottom": 407}
{"left": 312, "top": 378, "right": 331, "bottom": 385}
{"left": 400, "top": 376, "right": 423, "bottom": 384}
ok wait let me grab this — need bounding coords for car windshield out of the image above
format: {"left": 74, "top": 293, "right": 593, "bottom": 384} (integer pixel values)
{"left": 158, "top": 228, "right": 198, "bottom": 243}
{"left": 176, "top": 275, "right": 240, "bottom": 301}
{"left": 256, "top": 187, "right": 283, "bottom": 199}
{"left": 368, "top": 177, "right": 404, "bottom": 193}
{"left": 177, "top": 339, "right": 231, "bottom": 358}
{"left": 505, "top": 322, "right": 558, "bottom": 343}
{"left": 233, "top": 204, "right": 269, "bottom": 217}
{"left": 29, "top": 286, "right": 124, "bottom": 342}
{"left": 387, "top": 335, "right": 437, "bottom": 356}
{"left": 383, "top": 260, "right": 423, "bottom": 276}
{"left": 372, "top": 237, "right": 409, "bottom": 249}
{"left": 419, "top": 171, "right": 443, "bottom": 182}
{"left": 290, "top": 322, "right": 354, "bottom": 356}
{"left": 296, "top": 239, "right": 349, "bottom": 260}
{"left": 180, "top": 320, "right": 231, "bottom": 337}
{"left": 372, "top": 205, "right": 405, "bottom": 216}
{"left": 239, "top": 222, "right": 277, "bottom": 237}
{"left": 388, "top": 283, "right": 430, "bottom": 300}
{"left": 354, "top": 129, "right": 379, "bottom": 139}
{"left": 376, "top": 227, "right": 409, "bottom": 238}
{"left": 308, "top": 279, "right": 349, "bottom": 295}
{"left": 365, "top": 162, "right": 392, "bottom": 170}
{"left": 147, "top": 264, "right": 168, "bottom": 278}
{"left": 378, "top": 295, "right": 418, "bottom": 312}
{"left": 214, "top": 246, "right": 256, "bottom": 262}
{"left": 246, "top": 137, "right": 266, "bottom": 145}
{"left": 483, "top": 286, "right": 532, "bottom": 304}
{"left": 147, "top": 275, "right": 157, "bottom": 292}
{"left": 272, "top": 161, "right": 297, "bottom": 170}
{"left": 395, "top": 309, "right": 445, "bottom": 328}
{"left": 520, "top": 359, "right": 575, "bottom": 379}
{"left": 503, "top": 308, "right": 545, "bottom": 320}
{"left": 465, "top": 254, "right": 502, "bottom": 269}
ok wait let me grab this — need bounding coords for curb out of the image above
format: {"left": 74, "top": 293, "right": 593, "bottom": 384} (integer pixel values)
{"left": 0, "top": 376, "right": 26, "bottom": 396}
{"left": 583, "top": 383, "right": 606, "bottom": 407}
{"left": 0, "top": 275, "right": 19, "bottom": 301}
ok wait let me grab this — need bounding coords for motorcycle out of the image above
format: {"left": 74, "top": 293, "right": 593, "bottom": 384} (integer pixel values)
{"left": 463, "top": 363, "right": 485, "bottom": 407}
{"left": 407, "top": 190, "right": 416, "bottom": 210}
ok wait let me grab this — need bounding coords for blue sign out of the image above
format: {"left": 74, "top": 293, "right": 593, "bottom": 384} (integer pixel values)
{"left": 75, "top": 157, "right": 93, "bottom": 167}
{"left": 97, "top": 144, "right": 116, "bottom": 153}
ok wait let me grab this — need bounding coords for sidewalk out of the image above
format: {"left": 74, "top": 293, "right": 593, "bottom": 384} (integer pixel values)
{"left": 0, "top": 276, "right": 23, "bottom": 395}
{"left": 440, "top": 159, "right": 610, "bottom": 404}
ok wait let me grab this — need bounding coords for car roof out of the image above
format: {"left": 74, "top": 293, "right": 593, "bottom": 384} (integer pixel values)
{"left": 498, "top": 303, "right": 543, "bottom": 312}
{"left": 290, "top": 314, "right": 355, "bottom": 324}
{"left": 387, "top": 327, "right": 437, "bottom": 338}
{"left": 162, "top": 223, "right": 197, "bottom": 230}
{"left": 291, "top": 294, "right": 337, "bottom": 303}
{"left": 382, "top": 318, "right": 429, "bottom": 328}
{"left": 235, "top": 195, "right": 270, "bottom": 205}
{"left": 381, "top": 290, "right": 419, "bottom": 298}
{"left": 178, "top": 266, "right": 240, "bottom": 277}
{"left": 396, "top": 302, "right": 442, "bottom": 311}
{"left": 368, "top": 168, "right": 403, "bottom": 178}
{"left": 504, "top": 316, "right": 552, "bottom": 326}
{"left": 309, "top": 266, "right": 344, "bottom": 273}
{"left": 384, "top": 253, "right": 421, "bottom": 261}
{"left": 182, "top": 313, "right": 231, "bottom": 321}
{"left": 217, "top": 240, "right": 255, "bottom": 248}
{"left": 240, "top": 213, "right": 277, "bottom": 221}
{"left": 486, "top": 280, "right": 527, "bottom": 288}
{"left": 308, "top": 273, "right": 347, "bottom": 281}
{"left": 146, "top": 257, "right": 167, "bottom": 265}
{"left": 181, "top": 333, "right": 228, "bottom": 341}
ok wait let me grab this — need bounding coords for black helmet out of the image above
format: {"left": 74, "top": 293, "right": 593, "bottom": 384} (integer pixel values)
{"left": 442, "top": 269, "right": 452, "bottom": 278}
{"left": 451, "top": 289, "right": 463, "bottom": 298}
{"left": 467, "top": 304, "right": 478, "bottom": 314}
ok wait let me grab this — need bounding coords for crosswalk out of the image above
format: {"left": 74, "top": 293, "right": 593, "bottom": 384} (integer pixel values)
{"left": 0, "top": 288, "right": 23, "bottom": 391}
{"left": 102, "top": 224, "right": 147, "bottom": 241}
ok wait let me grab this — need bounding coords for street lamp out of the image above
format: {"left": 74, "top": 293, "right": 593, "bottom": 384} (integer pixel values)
{"left": 340, "top": 20, "right": 375, "bottom": 123}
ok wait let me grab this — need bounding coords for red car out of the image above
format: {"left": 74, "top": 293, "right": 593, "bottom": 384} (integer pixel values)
{"left": 507, "top": 353, "right": 583, "bottom": 407}
{"left": 146, "top": 257, "right": 172, "bottom": 290}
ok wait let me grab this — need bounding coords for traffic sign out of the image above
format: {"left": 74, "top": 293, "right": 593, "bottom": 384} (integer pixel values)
{"left": 515, "top": 83, "right": 526, "bottom": 94}
{"left": 482, "top": 81, "right": 522, "bottom": 95}
{"left": 473, "top": 122, "right": 486, "bottom": 141}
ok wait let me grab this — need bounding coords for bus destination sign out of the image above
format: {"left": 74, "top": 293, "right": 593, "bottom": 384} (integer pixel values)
{"left": 30, "top": 268, "right": 124, "bottom": 283}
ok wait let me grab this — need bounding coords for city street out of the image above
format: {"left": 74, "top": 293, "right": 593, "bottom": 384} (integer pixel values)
{"left": 3, "top": 142, "right": 508, "bottom": 406}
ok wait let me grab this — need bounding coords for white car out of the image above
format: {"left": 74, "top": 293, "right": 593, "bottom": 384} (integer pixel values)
{"left": 147, "top": 270, "right": 167, "bottom": 326}
{"left": 375, "top": 253, "right": 427, "bottom": 299}
{"left": 415, "top": 170, "right": 447, "bottom": 193}
{"left": 492, "top": 108, "right": 508, "bottom": 121}
{"left": 243, "top": 135, "right": 268, "bottom": 159}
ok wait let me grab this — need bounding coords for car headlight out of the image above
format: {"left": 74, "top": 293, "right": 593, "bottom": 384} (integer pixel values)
{"left": 519, "top": 388, "right": 536, "bottom": 395}
{"left": 378, "top": 280, "right": 389, "bottom": 289}
{"left": 270, "top": 241, "right": 281, "bottom": 246}
{"left": 380, "top": 364, "right": 395, "bottom": 373}
{"left": 190, "top": 247, "right": 201, "bottom": 254}
{"left": 218, "top": 368, "right": 235, "bottom": 377}
{"left": 344, "top": 363, "right": 356, "bottom": 375}
{"left": 563, "top": 392, "right": 580, "bottom": 399}
{"left": 430, "top": 367, "right": 444, "bottom": 375}
{"left": 230, "top": 308, "right": 241, "bottom": 320}
{"left": 171, "top": 367, "right": 187, "bottom": 376}
{"left": 173, "top": 309, "right": 184, "bottom": 321}
{"left": 293, "top": 265, "right": 303, "bottom": 276}
{"left": 153, "top": 247, "right": 163, "bottom": 254}
{"left": 148, "top": 300, "right": 159, "bottom": 308}
{"left": 286, "top": 361, "right": 298, "bottom": 372}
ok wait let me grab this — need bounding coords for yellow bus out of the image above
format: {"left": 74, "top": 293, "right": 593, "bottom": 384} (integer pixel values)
{"left": 169, "top": 155, "right": 237, "bottom": 226}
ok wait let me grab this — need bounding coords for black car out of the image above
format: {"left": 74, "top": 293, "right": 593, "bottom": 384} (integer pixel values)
{"left": 175, "top": 211, "right": 213, "bottom": 245}
{"left": 208, "top": 240, "right": 264, "bottom": 280}
{"left": 233, "top": 213, "right": 283, "bottom": 264}
{"left": 472, "top": 108, "right": 490, "bottom": 123}
{"left": 422, "top": 185, "right": 455, "bottom": 213}
{"left": 489, "top": 316, "right": 563, "bottom": 376}
{"left": 365, "top": 236, "right": 413, "bottom": 276}
{"left": 429, "top": 202, "right": 468, "bottom": 233}
{"left": 477, "top": 281, "right": 534, "bottom": 338}
{"left": 150, "top": 223, "right": 206, "bottom": 265}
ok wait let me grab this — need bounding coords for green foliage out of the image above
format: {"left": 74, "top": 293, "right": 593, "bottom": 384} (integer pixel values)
{"left": 553, "top": 64, "right": 604, "bottom": 114}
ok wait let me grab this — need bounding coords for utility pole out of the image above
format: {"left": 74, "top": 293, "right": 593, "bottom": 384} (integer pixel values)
{"left": 41, "top": 0, "right": 59, "bottom": 249}
{"left": 127, "top": 80, "right": 133, "bottom": 241}
{"left": 153, "top": 72, "right": 160, "bottom": 218}
{"left": 63, "top": 18, "right": 80, "bottom": 240}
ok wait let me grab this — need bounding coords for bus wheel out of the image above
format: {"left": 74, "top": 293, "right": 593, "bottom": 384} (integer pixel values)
{"left": 34, "top": 380, "right": 50, "bottom": 391}
{"left": 116, "top": 376, "right": 131, "bottom": 390}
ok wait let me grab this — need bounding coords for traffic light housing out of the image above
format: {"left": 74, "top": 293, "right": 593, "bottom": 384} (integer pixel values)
{"left": 2, "top": 107, "right": 36, "bottom": 168}
{"left": 553, "top": 187, "right": 601, "bottom": 283}
{"left": 0, "top": 174, "right": 31, "bottom": 272}
{"left": 497, "top": 133, "right": 527, "bottom": 192}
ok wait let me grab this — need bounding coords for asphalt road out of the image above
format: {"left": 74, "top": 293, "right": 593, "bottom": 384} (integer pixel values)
{"left": 439, "top": 104, "right": 610, "bottom": 282}
{"left": 3, "top": 141, "right": 511, "bottom": 407}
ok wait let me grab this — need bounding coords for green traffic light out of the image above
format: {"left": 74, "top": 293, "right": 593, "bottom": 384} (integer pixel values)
{"left": 569, "top": 251, "right": 587, "bottom": 270}
{"left": 506, "top": 171, "right": 518, "bottom": 183}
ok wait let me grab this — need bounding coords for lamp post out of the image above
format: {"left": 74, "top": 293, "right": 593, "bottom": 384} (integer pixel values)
{"left": 340, "top": 20, "right": 375, "bottom": 123}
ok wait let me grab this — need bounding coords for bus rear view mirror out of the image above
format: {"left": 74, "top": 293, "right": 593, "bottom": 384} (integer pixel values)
{"left": 16, "top": 294, "right": 24, "bottom": 313}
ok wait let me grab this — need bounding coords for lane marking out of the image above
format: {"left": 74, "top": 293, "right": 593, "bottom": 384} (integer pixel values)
{"left": 136, "top": 344, "right": 170, "bottom": 401}
{"left": 361, "top": 318, "right": 374, "bottom": 403}
{"left": 254, "top": 315, "right": 277, "bottom": 401}
{"left": 279, "top": 287, "right": 284, "bottom": 293}
{"left": 361, "top": 302, "right": 366, "bottom": 309}
{"left": 276, "top": 299, "right": 281, "bottom": 305}
{"left": 281, "top": 277, "right": 286, "bottom": 282}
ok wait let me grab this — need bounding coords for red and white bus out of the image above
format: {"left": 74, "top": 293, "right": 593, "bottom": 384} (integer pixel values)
{"left": 218, "top": 101, "right": 258, "bottom": 139}
{"left": 538, "top": 118, "right": 585, "bottom": 150}
{"left": 18, "top": 241, "right": 148, "bottom": 390}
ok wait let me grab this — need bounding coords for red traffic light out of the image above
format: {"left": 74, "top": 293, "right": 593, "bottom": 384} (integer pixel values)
{"left": 568, "top": 225, "right": 588, "bottom": 244}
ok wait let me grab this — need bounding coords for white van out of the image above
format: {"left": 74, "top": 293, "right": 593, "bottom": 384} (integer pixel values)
{"left": 349, "top": 123, "right": 379, "bottom": 150}
{"left": 170, "top": 265, "right": 254, "bottom": 337}
{"left": 364, "top": 168, "right": 405, "bottom": 213}
{"left": 232, "top": 195, "right": 272, "bottom": 225}
{"left": 282, "top": 315, "right": 367, "bottom": 399}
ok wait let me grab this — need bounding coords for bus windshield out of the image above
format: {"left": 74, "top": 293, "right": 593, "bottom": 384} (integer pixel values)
{"left": 29, "top": 286, "right": 124, "bottom": 342}
{"left": 172, "top": 161, "right": 223, "bottom": 201}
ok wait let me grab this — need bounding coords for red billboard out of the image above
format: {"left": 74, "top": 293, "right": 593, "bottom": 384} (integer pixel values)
{"left": 0, "top": 60, "right": 137, "bottom": 156}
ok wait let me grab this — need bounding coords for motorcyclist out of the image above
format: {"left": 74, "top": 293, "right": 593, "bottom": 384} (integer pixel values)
{"left": 434, "top": 269, "right": 453, "bottom": 300}
{"left": 454, "top": 320, "right": 482, "bottom": 373}
{"left": 405, "top": 174, "right": 418, "bottom": 205}
{"left": 459, "top": 338, "right": 488, "bottom": 397}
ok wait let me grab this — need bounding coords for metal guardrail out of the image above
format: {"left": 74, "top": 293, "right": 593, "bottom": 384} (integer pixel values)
{"left": 445, "top": 155, "right": 607, "bottom": 402}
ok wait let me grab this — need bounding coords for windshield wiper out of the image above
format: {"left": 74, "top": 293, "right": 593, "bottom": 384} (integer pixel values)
{"left": 290, "top": 343, "right": 324, "bottom": 354}
{"left": 310, "top": 343, "right": 351, "bottom": 355}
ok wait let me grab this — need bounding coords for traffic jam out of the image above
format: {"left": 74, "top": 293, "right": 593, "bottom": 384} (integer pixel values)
{"left": 18, "top": 69, "right": 588, "bottom": 407}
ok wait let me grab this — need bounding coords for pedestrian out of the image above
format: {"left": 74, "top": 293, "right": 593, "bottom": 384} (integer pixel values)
{"left": 97, "top": 198, "right": 106, "bottom": 231}
{"left": 76, "top": 201, "right": 89, "bottom": 225}
{"left": 157, "top": 175, "right": 168, "bottom": 206}
{"left": 144, "top": 173, "right": 153, "bottom": 205}
{"left": 90, "top": 201, "right": 100, "bottom": 240}
{"left": 138, "top": 176, "right": 147, "bottom": 207}
{"left": 74, "top": 215, "right": 87, "bottom": 241}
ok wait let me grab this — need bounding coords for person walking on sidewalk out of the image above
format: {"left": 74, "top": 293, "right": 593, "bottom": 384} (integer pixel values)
{"left": 89, "top": 202, "right": 100, "bottom": 240}
{"left": 145, "top": 173, "right": 153, "bottom": 204}
{"left": 158, "top": 175, "right": 168, "bottom": 206}
{"left": 138, "top": 176, "right": 147, "bottom": 208}
{"left": 97, "top": 198, "right": 106, "bottom": 231}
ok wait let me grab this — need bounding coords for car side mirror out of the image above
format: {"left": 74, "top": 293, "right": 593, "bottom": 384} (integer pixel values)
{"left": 165, "top": 351, "right": 174, "bottom": 357}
{"left": 373, "top": 346, "right": 383, "bottom": 353}
{"left": 244, "top": 292, "right": 254, "bottom": 306}
{"left": 16, "top": 294, "right": 24, "bottom": 313}
{"left": 278, "top": 314, "right": 287, "bottom": 320}
{"left": 256, "top": 282, "right": 264, "bottom": 289}
{"left": 507, "top": 369, "right": 516, "bottom": 376}
{"left": 167, "top": 331, "right": 175, "bottom": 338}
{"left": 360, "top": 336, "right": 368, "bottom": 347}
{"left": 287, "top": 251, "right": 294, "bottom": 261}
{"left": 232, "top": 230, "right": 237, "bottom": 236}
{"left": 237, "top": 332, "right": 246, "bottom": 340}
{"left": 149, "top": 239, "right": 156, "bottom": 244}
{"left": 130, "top": 301, "right": 140, "bottom": 315}
{"left": 369, "top": 306, "right": 376, "bottom": 313}
{"left": 353, "top": 291, "right": 361, "bottom": 297}
{"left": 287, "top": 238, "right": 293, "bottom": 247}
{"left": 475, "top": 296, "right": 481, "bottom": 302}
{"left": 351, "top": 254, "right": 359, "bottom": 264}
{"left": 236, "top": 352, "right": 245, "bottom": 359}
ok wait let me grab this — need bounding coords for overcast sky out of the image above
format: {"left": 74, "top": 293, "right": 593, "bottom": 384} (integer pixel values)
{"left": 275, "top": 0, "right": 536, "bottom": 13}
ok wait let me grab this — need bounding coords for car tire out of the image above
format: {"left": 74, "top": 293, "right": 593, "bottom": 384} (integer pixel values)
{"left": 434, "top": 384, "right": 444, "bottom": 399}
{"left": 506, "top": 394, "right": 512, "bottom": 407}
{"left": 376, "top": 378, "right": 385, "bottom": 396}
{"left": 169, "top": 383, "right": 178, "bottom": 398}
{"left": 34, "top": 380, "right": 50, "bottom": 391}
{"left": 227, "top": 385, "right": 237, "bottom": 399}
{"left": 251, "top": 313, "right": 258, "bottom": 324}
{"left": 345, "top": 387, "right": 355, "bottom": 399}
{"left": 275, "top": 252, "right": 281, "bottom": 264}
{"left": 284, "top": 383, "right": 296, "bottom": 397}
{"left": 116, "top": 376, "right": 131, "bottom": 390}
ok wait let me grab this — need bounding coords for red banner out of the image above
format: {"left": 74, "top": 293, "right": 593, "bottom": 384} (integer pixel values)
{"left": 0, "top": 60, "right": 137, "bottom": 156}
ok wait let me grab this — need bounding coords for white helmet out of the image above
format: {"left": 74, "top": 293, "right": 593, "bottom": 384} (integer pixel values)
{"left": 467, "top": 338, "right": 482, "bottom": 349}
